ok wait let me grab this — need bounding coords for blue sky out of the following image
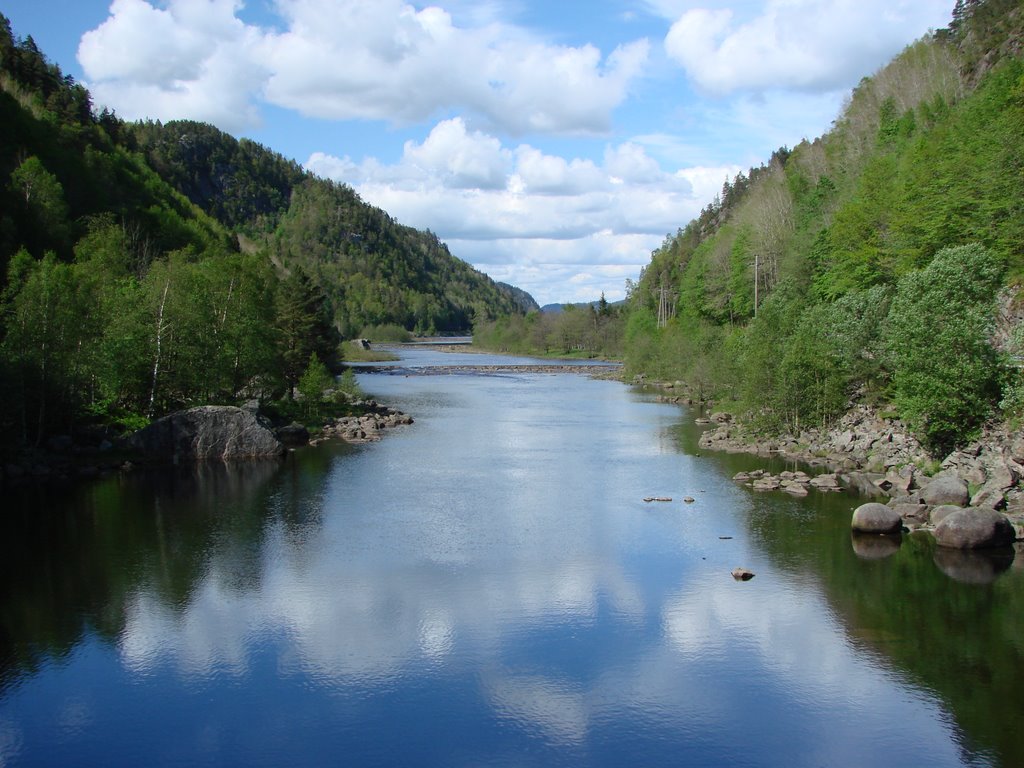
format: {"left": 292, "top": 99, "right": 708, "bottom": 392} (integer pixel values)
{"left": 3, "top": 0, "right": 953, "bottom": 305}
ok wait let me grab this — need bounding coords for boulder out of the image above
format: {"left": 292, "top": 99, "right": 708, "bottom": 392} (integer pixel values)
{"left": 933, "top": 509, "right": 1016, "bottom": 550}
{"left": 920, "top": 473, "right": 970, "bottom": 507}
{"left": 886, "top": 493, "right": 921, "bottom": 507}
{"left": 851, "top": 502, "right": 903, "bottom": 534}
{"left": 752, "top": 477, "right": 780, "bottom": 492}
{"left": 127, "top": 406, "right": 285, "bottom": 462}
{"left": 970, "top": 485, "right": 1006, "bottom": 509}
{"left": 891, "top": 503, "right": 929, "bottom": 524}
{"left": 731, "top": 567, "right": 755, "bottom": 581}
{"left": 930, "top": 505, "right": 965, "bottom": 526}
{"left": 809, "top": 473, "right": 841, "bottom": 490}
{"left": 276, "top": 422, "right": 310, "bottom": 448}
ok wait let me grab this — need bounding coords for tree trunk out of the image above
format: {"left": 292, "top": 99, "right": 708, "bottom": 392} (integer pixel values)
{"left": 148, "top": 278, "right": 171, "bottom": 420}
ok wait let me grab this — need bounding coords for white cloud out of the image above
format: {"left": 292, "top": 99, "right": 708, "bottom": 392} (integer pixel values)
{"left": 604, "top": 141, "right": 669, "bottom": 184}
{"left": 71, "top": 0, "right": 951, "bottom": 305}
{"left": 512, "top": 147, "right": 604, "bottom": 196}
{"left": 403, "top": 118, "right": 511, "bottom": 190}
{"left": 78, "top": 0, "right": 268, "bottom": 131}
{"left": 306, "top": 126, "right": 696, "bottom": 240}
{"left": 78, "top": 0, "right": 649, "bottom": 136}
{"left": 664, "top": 0, "right": 951, "bottom": 95}
{"left": 304, "top": 123, "right": 708, "bottom": 304}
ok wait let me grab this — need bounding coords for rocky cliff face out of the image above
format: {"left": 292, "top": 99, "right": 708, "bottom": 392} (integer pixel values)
{"left": 127, "top": 406, "right": 285, "bottom": 462}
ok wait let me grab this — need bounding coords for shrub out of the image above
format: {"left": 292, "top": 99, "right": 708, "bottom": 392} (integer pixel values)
{"left": 883, "top": 244, "right": 1002, "bottom": 454}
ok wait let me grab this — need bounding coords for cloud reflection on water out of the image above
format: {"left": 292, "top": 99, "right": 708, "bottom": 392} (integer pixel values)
{"left": 113, "top": 372, "right": 973, "bottom": 763}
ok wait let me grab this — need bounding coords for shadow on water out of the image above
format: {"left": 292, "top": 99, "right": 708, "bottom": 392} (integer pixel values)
{"left": 0, "top": 450, "right": 341, "bottom": 694}
{"left": 668, "top": 414, "right": 1024, "bottom": 768}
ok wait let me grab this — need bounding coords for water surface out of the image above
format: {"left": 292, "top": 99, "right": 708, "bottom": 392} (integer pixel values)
{"left": 1, "top": 349, "right": 1021, "bottom": 766}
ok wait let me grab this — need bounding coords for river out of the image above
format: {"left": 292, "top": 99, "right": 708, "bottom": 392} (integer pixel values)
{"left": 1, "top": 345, "right": 1022, "bottom": 767}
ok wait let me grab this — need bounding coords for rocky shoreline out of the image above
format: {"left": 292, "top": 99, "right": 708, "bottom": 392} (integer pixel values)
{"left": 692, "top": 404, "right": 1024, "bottom": 542}
{"left": 311, "top": 401, "right": 414, "bottom": 445}
{"left": 1, "top": 399, "right": 416, "bottom": 486}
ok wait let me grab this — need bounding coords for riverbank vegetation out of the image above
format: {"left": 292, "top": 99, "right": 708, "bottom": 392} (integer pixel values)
{"left": 0, "top": 15, "right": 523, "bottom": 453}
{"left": 473, "top": 295, "right": 626, "bottom": 360}
{"left": 477, "top": 0, "right": 1024, "bottom": 456}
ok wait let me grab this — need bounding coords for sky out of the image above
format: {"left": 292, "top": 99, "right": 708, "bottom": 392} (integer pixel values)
{"left": 2, "top": 0, "right": 953, "bottom": 306}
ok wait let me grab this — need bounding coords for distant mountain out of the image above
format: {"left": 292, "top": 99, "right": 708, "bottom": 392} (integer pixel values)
{"left": 496, "top": 282, "right": 540, "bottom": 313}
{"left": 541, "top": 297, "right": 625, "bottom": 314}
{"left": 130, "top": 119, "right": 525, "bottom": 336}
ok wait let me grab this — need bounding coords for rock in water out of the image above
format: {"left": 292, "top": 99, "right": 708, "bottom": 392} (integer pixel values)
{"left": 276, "top": 422, "right": 310, "bottom": 448}
{"left": 929, "top": 505, "right": 965, "bottom": 526}
{"left": 933, "top": 509, "right": 1016, "bottom": 550}
{"left": 851, "top": 503, "right": 903, "bottom": 534}
{"left": 731, "top": 567, "right": 755, "bottom": 581}
{"left": 127, "top": 406, "right": 285, "bottom": 462}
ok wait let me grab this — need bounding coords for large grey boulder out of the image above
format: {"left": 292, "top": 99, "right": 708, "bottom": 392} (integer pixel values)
{"left": 127, "top": 406, "right": 285, "bottom": 462}
{"left": 933, "top": 509, "right": 1016, "bottom": 550}
{"left": 851, "top": 502, "right": 903, "bottom": 534}
{"left": 921, "top": 473, "right": 970, "bottom": 507}
{"left": 930, "top": 505, "right": 965, "bottom": 526}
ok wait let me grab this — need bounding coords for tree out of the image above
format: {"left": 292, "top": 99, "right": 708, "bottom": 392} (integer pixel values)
{"left": 0, "top": 252, "right": 96, "bottom": 444}
{"left": 297, "top": 353, "right": 333, "bottom": 418}
{"left": 274, "top": 271, "right": 338, "bottom": 397}
{"left": 884, "top": 244, "right": 1002, "bottom": 453}
{"left": 8, "top": 156, "right": 69, "bottom": 251}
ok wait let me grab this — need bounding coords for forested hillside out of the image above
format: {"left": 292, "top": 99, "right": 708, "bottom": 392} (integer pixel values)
{"left": 621, "top": 0, "right": 1024, "bottom": 454}
{"left": 130, "top": 120, "right": 524, "bottom": 336}
{"left": 0, "top": 15, "right": 526, "bottom": 451}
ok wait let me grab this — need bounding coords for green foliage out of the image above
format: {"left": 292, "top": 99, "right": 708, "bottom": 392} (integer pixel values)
{"left": 269, "top": 179, "right": 521, "bottom": 336}
{"left": 358, "top": 323, "right": 412, "bottom": 343}
{"left": 8, "top": 155, "right": 69, "bottom": 249}
{"left": 999, "top": 325, "right": 1024, "bottom": 424}
{"left": 883, "top": 244, "right": 1003, "bottom": 453}
{"left": 274, "top": 270, "right": 339, "bottom": 398}
{"left": 338, "top": 368, "right": 364, "bottom": 400}
{"left": 297, "top": 353, "right": 333, "bottom": 418}
{"left": 131, "top": 120, "right": 306, "bottom": 233}
{"left": 474, "top": 303, "right": 625, "bottom": 360}
{"left": 619, "top": 15, "right": 1024, "bottom": 454}
{"left": 0, "top": 16, "right": 525, "bottom": 450}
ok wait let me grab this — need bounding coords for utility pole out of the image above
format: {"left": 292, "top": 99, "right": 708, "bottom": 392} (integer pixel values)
{"left": 753, "top": 252, "right": 759, "bottom": 319}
